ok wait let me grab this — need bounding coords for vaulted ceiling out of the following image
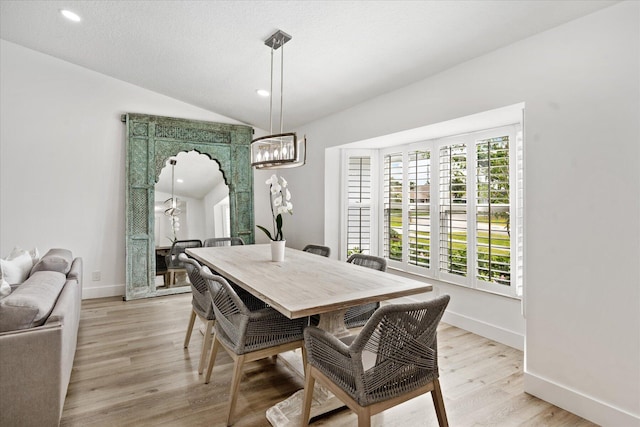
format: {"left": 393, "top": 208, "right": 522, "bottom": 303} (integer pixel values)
{"left": 0, "top": 1, "right": 617, "bottom": 130}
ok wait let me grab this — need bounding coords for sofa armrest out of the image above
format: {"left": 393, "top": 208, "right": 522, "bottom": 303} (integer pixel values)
{"left": 67, "top": 257, "right": 83, "bottom": 284}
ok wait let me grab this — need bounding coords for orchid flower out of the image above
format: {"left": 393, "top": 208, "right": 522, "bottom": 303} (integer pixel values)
{"left": 257, "top": 174, "right": 293, "bottom": 241}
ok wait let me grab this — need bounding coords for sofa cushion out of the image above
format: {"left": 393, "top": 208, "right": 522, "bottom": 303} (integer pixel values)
{"left": 0, "top": 252, "right": 33, "bottom": 285}
{"left": 0, "top": 271, "right": 66, "bottom": 332}
{"left": 31, "top": 248, "right": 73, "bottom": 276}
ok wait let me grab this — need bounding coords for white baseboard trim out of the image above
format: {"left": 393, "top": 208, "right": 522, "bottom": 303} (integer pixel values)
{"left": 525, "top": 372, "right": 640, "bottom": 427}
{"left": 82, "top": 284, "right": 125, "bottom": 300}
{"left": 441, "top": 310, "right": 524, "bottom": 351}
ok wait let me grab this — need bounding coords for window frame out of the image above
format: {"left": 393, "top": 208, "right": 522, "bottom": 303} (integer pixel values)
{"left": 343, "top": 124, "right": 521, "bottom": 298}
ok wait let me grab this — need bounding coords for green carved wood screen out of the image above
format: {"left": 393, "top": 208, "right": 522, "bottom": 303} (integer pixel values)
{"left": 124, "top": 113, "right": 254, "bottom": 300}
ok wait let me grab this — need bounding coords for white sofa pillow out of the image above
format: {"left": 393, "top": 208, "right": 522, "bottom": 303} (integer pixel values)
{"left": 0, "top": 252, "right": 33, "bottom": 285}
{"left": 0, "top": 278, "right": 11, "bottom": 298}
{"left": 9, "top": 247, "right": 40, "bottom": 266}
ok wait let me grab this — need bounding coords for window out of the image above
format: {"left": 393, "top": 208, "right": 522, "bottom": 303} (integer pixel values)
{"left": 346, "top": 155, "right": 373, "bottom": 256}
{"left": 344, "top": 124, "right": 522, "bottom": 297}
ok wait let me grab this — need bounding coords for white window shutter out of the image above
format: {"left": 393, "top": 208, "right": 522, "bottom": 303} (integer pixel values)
{"left": 346, "top": 156, "right": 372, "bottom": 255}
{"left": 439, "top": 144, "right": 468, "bottom": 278}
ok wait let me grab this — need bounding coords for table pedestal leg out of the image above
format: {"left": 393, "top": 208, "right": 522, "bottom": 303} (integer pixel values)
{"left": 316, "top": 308, "right": 350, "bottom": 338}
{"left": 266, "top": 309, "right": 350, "bottom": 426}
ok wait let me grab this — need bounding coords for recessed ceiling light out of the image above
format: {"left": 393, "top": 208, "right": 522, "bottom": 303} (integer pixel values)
{"left": 176, "top": 179, "right": 184, "bottom": 183}
{"left": 256, "top": 89, "right": 270, "bottom": 97}
{"left": 60, "top": 9, "right": 81, "bottom": 22}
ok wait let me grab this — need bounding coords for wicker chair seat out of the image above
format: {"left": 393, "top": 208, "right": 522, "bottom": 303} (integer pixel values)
{"left": 213, "top": 307, "right": 307, "bottom": 355}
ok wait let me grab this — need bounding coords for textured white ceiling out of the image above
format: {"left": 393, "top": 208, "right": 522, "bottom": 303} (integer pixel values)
{"left": 0, "top": 0, "right": 617, "bottom": 130}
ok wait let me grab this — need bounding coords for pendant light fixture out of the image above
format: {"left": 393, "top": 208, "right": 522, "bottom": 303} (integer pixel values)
{"left": 164, "top": 158, "right": 181, "bottom": 240}
{"left": 251, "top": 30, "right": 306, "bottom": 169}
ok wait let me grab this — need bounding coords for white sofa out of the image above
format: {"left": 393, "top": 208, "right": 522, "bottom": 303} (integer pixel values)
{"left": 0, "top": 249, "right": 82, "bottom": 427}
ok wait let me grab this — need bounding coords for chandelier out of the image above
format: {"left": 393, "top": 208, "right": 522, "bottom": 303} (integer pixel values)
{"left": 251, "top": 30, "right": 306, "bottom": 169}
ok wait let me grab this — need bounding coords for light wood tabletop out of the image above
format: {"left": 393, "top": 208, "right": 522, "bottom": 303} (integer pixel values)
{"left": 186, "top": 244, "right": 432, "bottom": 321}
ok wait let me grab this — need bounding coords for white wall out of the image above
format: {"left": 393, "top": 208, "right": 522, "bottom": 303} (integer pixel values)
{"left": 285, "top": 2, "right": 639, "bottom": 425}
{"left": 0, "top": 39, "right": 268, "bottom": 298}
{"left": 204, "top": 180, "right": 230, "bottom": 238}
{"left": 184, "top": 197, "right": 204, "bottom": 241}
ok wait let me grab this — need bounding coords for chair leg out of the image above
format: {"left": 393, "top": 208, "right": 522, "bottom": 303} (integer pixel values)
{"left": 300, "top": 368, "right": 315, "bottom": 426}
{"left": 431, "top": 379, "right": 449, "bottom": 427}
{"left": 356, "top": 407, "right": 371, "bottom": 427}
{"left": 198, "top": 320, "right": 214, "bottom": 374}
{"left": 184, "top": 310, "right": 196, "bottom": 348}
{"left": 301, "top": 346, "right": 308, "bottom": 378}
{"left": 226, "top": 354, "right": 246, "bottom": 426}
{"left": 204, "top": 334, "right": 221, "bottom": 384}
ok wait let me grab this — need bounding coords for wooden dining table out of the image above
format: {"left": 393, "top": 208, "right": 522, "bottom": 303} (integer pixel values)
{"left": 186, "top": 244, "right": 433, "bottom": 426}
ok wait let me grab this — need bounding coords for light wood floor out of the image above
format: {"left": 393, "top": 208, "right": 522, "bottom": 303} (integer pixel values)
{"left": 61, "top": 294, "right": 597, "bottom": 427}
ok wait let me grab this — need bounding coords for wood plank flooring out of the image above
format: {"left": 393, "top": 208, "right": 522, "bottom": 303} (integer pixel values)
{"left": 61, "top": 294, "right": 597, "bottom": 427}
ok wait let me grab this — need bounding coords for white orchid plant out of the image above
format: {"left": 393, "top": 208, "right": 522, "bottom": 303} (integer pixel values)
{"left": 257, "top": 174, "right": 293, "bottom": 241}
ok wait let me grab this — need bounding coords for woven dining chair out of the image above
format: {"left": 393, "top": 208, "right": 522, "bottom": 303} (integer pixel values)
{"left": 302, "top": 295, "right": 451, "bottom": 427}
{"left": 203, "top": 237, "right": 245, "bottom": 247}
{"left": 165, "top": 239, "right": 202, "bottom": 285}
{"left": 344, "top": 254, "right": 387, "bottom": 328}
{"left": 179, "top": 254, "right": 267, "bottom": 374}
{"left": 200, "top": 267, "right": 308, "bottom": 426}
{"left": 302, "top": 244, "right": 331, "bottom": 257}
{"left": 178, "top": 253, "right": 214, "bottom": 374}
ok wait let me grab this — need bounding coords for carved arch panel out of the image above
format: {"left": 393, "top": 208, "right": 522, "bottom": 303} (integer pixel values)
{"left": 124, "top": 113, "right": 254, "bottom": 300}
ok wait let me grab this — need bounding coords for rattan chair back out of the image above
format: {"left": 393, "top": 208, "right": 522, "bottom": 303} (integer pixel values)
{"left": 199, "top": 266, "right": 308, "bottom": 425}
{"left": 344, "top": 254, "right": 387, "bottom": 328}
{"left": 302, "top": 244, "right": 331, "bottom": 257}
{"left": 346, "top": 253, "right": 387, "bottom": 271}
{"left": 166, "top": 239, "right": 202, "bottom": 268}
{"left": 178, "top": 253, "right": 213, "bottom": 320}
{"left": 203, "top": 237, "right": 245, "bottom": 247}
{"left": 302, "top": 295, "right": 451, "bottom": 426}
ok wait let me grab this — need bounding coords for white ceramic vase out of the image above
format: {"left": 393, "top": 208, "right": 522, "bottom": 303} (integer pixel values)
{"left": 270, "top": 240, "right": 286, "bottom": 262}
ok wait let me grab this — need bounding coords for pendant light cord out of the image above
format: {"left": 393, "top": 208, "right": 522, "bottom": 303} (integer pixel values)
{"left": 280, "top": 36, "right": 284, "bottom": 134}
{"left": 171, "top": 163, "right": 176, "bottom": 209}
{"left": 269, "top": 41, "right": 275, "bottom": 135}
{"left": 268, "top": 35, "right": 286, "bottom": 135}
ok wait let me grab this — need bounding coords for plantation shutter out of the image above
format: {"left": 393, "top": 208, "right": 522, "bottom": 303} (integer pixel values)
{"left": 475, "top": 136, "right": 511, "bottom": 286}
{"left": 439, "top": 144, "right": 468, "bottom": 277}
{"left": 408, "top": 150, "right": 431, "bottom": 268}
{"left": 383, "top": 153, "right": 403, "bottom": 261}
{"left": 346, "top": 156, "right": 372, "bottom": 255}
